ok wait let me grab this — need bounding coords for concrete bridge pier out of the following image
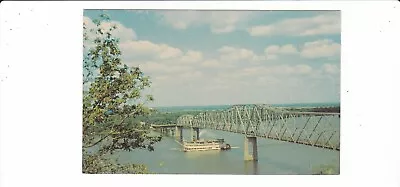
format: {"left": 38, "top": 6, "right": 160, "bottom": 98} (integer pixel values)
{"left": 244, "top": 136, "right": 258, "bottom": 161}
{"left": 191, "top": 127, "right": 200, "bottom": 141}
{"left": 161, "top": 128, "right": 171, "bottom": 136}
{"left": 175, "top": 126, "right": 183, "bottom": 142}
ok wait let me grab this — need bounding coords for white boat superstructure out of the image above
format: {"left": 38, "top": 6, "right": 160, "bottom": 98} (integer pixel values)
{"left": 183, "top": 138, "right": 231, "bottom": 152}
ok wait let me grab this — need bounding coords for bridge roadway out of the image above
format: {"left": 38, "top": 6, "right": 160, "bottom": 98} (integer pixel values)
{"left": 153, "top": 104, "right": 340, "bottom": 161}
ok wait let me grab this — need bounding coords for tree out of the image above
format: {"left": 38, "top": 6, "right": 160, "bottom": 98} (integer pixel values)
{"left": 82, "top": 14, "right": 161, "bottom": 174}
{"left": 312, "top": 163, "right": 339, "bottom": 175}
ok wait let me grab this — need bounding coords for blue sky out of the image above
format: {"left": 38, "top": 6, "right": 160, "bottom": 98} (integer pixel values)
{"left": 84, "top": 10, "right": 340, "bottom": 107}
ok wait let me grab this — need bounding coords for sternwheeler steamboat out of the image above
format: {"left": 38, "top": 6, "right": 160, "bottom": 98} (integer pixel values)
{"left": 183, "top": 138, "right": 231, "bottom": 152}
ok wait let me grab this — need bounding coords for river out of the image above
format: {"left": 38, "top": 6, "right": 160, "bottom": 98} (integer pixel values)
{"left": 113, "top": 128, "right": 340, "bottom": 174}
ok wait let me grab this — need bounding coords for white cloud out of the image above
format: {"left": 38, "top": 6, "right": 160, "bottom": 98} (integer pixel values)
{"left": 158, "top": 11, "right": 256, "bottom": 34}
{"left": 83, "top": 16, "right": 137, "bottom": 42}
{"left": 218, "top": 46, "right": 255, "bottom": 61}
{"left": 322, "top": 63, "right": 340, "bottom": 74}
{"left": 200, "top": 59, "right": 237, "bottom": 69}
{"left": 295, "top": 64, "right": 313, "bottom": 75}
{"left": 255, "top": 76, "right": 281, "bottom": 85}
{"left": 300, "top": 39, "right": 341, "bottom": 59}
{"left": 264, "top": 45, "right": 280, "bottom": 54}
{"left": 218, "top": 46, "right": 263, "bottom": 62}
{"left": 279, "top": 45, "right": 299, "bottom": 54}
{"left": 120, "top": 40, "right": 183, "bottom": 60}
{"left": 264, "top": 44, "right": 299, "bottom": 58}
{"left": 118, "top": 41, "right": 208, "bottom": 86}
{"left": 119, "top": 43, "right": 205, "bottom": 83}
{"left": 263, "top": 40, "right": 340, "bottom": 59}
{"left": 208, "top": 64, "right": 316, "bottom": 99}
{"left": 118, "top": 39, "right": 204, "bottom": 66}
{"left": 180, "top": 50, "right": 203, "bottom": 63}
{"left": 122, "top": 39, "right": 339, "bottom": 80}
{"left": 247, "top": 12, "right": 340, "bottom": 37}
{"left": 180, "top": 71, "right": 203, "bottom": 80}
{"left": 240, "top": 64, "right": 314, "bottom": 77}
{"left": 201, "top": 59, "right": 222, "bottom": 68}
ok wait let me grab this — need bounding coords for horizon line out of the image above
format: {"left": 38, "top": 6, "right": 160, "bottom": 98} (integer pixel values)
{"left": 149, "top": 102, "right": 340, "bottom": 108}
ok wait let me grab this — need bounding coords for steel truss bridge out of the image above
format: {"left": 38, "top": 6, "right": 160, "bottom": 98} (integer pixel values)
{"left": 176, "top": 104, "right": 340, "bottom": 151}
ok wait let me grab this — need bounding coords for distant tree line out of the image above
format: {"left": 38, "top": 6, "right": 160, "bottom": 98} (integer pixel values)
{"left": 286, "top": 106, "right": 340, "bottom": 113}
{"left": 309, "top": 106, "right": 340, "bottom": 113}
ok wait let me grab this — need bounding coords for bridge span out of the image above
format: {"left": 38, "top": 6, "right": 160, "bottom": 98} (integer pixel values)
{"left": 156, "top": 104, "right": 340, "bottom": 161}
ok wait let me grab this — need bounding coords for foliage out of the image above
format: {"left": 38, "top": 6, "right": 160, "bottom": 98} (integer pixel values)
{"left": 82, "top": 150, "right": 150, "bottom": 174}
{"left": 312, "top": 163, "right": 339, "bottom": 175}
{"left": 286, "top": 106, "right": 340, "bottom": 113}
{"left": 82, "top": 13, "right": 161, "bottom": 174}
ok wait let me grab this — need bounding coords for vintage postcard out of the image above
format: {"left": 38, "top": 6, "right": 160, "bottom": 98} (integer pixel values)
{"left": 82, "top": 9, "right": 340, "bottom": 175}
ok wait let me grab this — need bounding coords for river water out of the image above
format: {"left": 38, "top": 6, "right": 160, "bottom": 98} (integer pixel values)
{"left": 114, "top": 128, "right": 340, "bottom": 175}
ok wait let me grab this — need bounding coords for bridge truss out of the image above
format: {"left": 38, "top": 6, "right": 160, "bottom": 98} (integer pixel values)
{"left": 177, "top": 104, "right": 340, "bottom": 151}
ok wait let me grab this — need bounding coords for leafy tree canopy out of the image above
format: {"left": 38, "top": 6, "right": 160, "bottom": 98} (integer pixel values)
{"left": 82, "top": 13, "right": 161, "bottom": 174}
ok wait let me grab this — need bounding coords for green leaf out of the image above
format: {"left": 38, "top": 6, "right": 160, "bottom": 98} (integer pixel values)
{"left": 82, "top": 14, "right": 159, "bottom": 174}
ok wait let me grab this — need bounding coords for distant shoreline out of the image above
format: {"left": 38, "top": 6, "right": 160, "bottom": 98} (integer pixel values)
{"left": 153, "top": 103, "right": 340, "bottom": 113}
{"left": 153, "top": 102, "right": 339, "bottom": 108}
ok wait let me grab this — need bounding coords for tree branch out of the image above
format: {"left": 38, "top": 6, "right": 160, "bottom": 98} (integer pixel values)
{"left": 83, "top": 110, "right": 145, "bottom": 149}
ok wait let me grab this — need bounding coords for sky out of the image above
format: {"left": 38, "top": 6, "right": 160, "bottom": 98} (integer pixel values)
{"left": 83, "top": 10, "right": 340, "bottom": 107}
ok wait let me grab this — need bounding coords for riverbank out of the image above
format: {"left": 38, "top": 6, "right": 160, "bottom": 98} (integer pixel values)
{"left": 285, "top": 106, "right": 340, "bottom": 113}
